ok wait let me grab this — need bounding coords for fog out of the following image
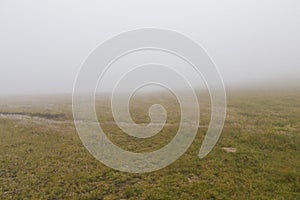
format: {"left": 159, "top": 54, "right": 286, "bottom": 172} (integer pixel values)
{"left": 0, "top": 0, "right": 299, "bottom": 95}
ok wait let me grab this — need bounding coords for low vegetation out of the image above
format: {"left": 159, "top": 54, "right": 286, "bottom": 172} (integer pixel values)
{"left": 0, "top": 90, "right": 299, "bottom": 199}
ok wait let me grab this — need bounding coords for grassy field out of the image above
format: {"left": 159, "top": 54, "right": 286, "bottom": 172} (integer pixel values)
{"left": 0, "top": 89, "right": 299, "bottom": 199}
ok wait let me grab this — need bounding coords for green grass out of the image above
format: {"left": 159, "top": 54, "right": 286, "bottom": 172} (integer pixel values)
{"left": 0, "top": 90, "right": 299, "bottom": 199}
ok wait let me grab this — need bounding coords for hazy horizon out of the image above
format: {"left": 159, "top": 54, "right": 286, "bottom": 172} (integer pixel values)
{"left": 1, "top": 0, "right": 299, "bottom": 95}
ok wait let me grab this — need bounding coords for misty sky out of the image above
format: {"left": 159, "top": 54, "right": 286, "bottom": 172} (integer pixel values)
{"left": 0, "top": 0, "right": 299, "bottom": 95}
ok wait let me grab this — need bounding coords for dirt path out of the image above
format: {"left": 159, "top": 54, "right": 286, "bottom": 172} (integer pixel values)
{"left": 0, "top": 112, "right": 207, "bottom": 128}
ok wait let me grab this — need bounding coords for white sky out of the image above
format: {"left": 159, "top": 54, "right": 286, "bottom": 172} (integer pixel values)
{"left": 0, "top": 0, "right": 299, "bottom": 95}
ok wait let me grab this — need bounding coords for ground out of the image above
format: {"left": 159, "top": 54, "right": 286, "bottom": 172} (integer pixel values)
{"left": 0, "top": 89, "right": 299, "bottom": 199}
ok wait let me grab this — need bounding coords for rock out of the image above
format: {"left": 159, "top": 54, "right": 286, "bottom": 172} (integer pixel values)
{"left": 222, "top": 147, "right": 237, "bottom": 153}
